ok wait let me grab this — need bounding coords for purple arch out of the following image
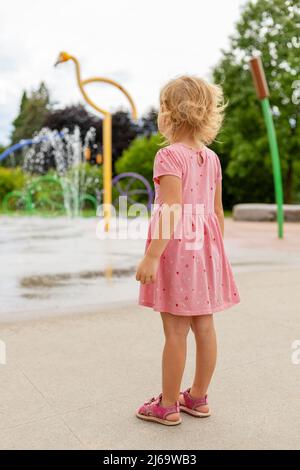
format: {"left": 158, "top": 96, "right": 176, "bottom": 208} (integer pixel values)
{"left": 112, "top": 172, "right": 154, "bottom": 209}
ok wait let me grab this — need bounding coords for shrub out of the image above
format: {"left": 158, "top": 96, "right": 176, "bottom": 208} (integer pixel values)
{"left": 0, "top": 167, "right": 27, "bottom": 202}
{"left": 76, "top": 162, "right": 103, "bottom": 197}
{"left": 67, "top": 163, "right": 103, "bottom": 210}
{"left": 115, "top": 133, "right": 163, "bottom": 185}
{"left": 0, "top": 164, "right": 103, "bottom": 214}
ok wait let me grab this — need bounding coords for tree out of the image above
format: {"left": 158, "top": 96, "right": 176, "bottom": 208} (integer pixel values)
{"left": 43, "top": 104, "right": 102, "bottom": 141}
{"left": 212, "top": 0, "right": 300, "bottom": 206}
{"left": 11, "top": 82, "right": 51, "bottom": 144}
{"left": 111, "top": 111, "right": 141, "bottom": 172}
{"left": 115, "top": 133, "right": 163, "bottom": 184}
{"left": 44, "top": 106, "right": 141, "bottom": 173}
{"left": 139, "top": 107, "right": 158, "bottom": 137}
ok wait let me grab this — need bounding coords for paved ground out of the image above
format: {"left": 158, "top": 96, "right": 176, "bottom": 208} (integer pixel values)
{"left": 0, "top": 219, "right": 300, "bottom": 449}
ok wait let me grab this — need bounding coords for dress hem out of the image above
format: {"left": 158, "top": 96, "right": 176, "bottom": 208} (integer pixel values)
{"left": 138, "top": 299, "right": 241, "bottom": 316}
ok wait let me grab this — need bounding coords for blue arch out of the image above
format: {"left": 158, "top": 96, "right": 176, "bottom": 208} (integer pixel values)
{"left": 0, "top": 133, "right": 64, "bottom": 162}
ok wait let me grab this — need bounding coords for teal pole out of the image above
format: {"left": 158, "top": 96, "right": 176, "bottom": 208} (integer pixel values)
{"left": 260, "top": 98, "right": 284, "bottom": 238}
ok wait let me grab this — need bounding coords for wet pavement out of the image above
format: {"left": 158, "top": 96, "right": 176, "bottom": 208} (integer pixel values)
{"left": 0, "top": 215, "right": 299, "bottom": 320}
{"left": 0, "top": 216, "right": 142, "bottom": 320}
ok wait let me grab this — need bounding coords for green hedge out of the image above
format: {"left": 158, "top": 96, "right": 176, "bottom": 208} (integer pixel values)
{"left": 115, "top": 133, "right": 164, "bottom": 184}
{"left": 0, "top": 167, "right": 27, "bottom": 202}
{"left": 0, "top": 164, "right": 103, "bottom": 214}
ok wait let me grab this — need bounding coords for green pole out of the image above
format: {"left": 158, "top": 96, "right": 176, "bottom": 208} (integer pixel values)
{"left": 260, "top": 97, "right": 284, "bottom": 239}
{"left": 250, "top": 55, "right": 284, "bottom": 239}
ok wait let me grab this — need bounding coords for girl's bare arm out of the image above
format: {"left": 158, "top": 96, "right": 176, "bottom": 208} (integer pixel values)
{"left": 136, "top": 175, "right": 182, "bottom": 284}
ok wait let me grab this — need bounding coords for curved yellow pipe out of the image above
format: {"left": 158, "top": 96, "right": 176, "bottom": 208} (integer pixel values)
{"left": 69, "top": 55, "right": 137, "bottom": 120}
{"left": 57, "top": 53, "right": 138, "bottom": 232}
{"left": 82, "top": 77, "right": 138, "bottom": 121}
{"left": 69, "top": 55, "right": 108, "bottom": 116}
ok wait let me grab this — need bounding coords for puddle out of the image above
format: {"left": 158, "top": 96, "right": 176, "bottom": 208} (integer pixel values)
{"left": 20, "top": 267, "right": 136, "bottom": 290}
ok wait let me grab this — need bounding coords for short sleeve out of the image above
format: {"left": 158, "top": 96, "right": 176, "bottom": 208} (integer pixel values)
{"left": 153, "top": 147, "right": 183, "bottom": 184}
{"left": 215, "top": 154, "right": 222, "bottom": 182}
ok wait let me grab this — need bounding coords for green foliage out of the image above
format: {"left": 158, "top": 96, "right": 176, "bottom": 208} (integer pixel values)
{"left": 25, "top": 175, "right": 65, "bottom": 215}
{"left": 11, "top": 82, "right": 51, "bottom": 144}
{"left": 68, "top": 162, "right": 103, "bottom": 198}
{"left": 43, "top": 106, "right": 149, "bottom": 173}
{"left": 0, "top": 167, "right": 27, "bottom": 202}
{"left": 4, "top": 84, "right": 158, "bottom": 175}
{"left": 0, "top": 163, "right": 103, "bottom": 214}
{"left": 212, "top": 0, "right": 300, "bottom": 205}
{"left": 115, "top": 133, "right": 163, "bottom": 184}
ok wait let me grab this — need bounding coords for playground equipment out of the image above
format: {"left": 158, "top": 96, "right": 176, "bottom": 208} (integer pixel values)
{"left": 54, "top": 52, "right": 138, "bottom": 231}
{"left": 0, "top": 131, "right": 67, "bottom": 163}
{"left": 2, "top": 172, "right": 153, "bottom": 216}
{"left": 0, "top": 128, "right": 153, "bottom": 216}
{"left": 250, "top": 55, "right": 284, "bottom": 239}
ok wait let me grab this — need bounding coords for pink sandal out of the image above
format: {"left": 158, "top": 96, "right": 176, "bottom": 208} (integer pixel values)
{"left": 136, "top": 393, "right": 181, "bottom": 426}
{"left": 179, "top": 388, "right": 211, "bottom": 417}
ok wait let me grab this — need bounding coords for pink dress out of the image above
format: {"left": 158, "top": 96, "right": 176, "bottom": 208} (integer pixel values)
{"left": 138, "top": 142, "right": 241, "bottom": 316}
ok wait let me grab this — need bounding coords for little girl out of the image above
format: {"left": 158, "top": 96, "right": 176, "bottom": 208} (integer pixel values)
{"left": 135, "top": 75, "right": 240, "bottom": 426}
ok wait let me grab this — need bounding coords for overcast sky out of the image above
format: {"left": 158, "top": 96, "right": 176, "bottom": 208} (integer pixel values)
{"left": 0, "top": 0, "right": 246, "bottom": 145}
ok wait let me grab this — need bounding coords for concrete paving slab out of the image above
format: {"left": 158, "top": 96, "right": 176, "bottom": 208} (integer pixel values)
{"left": 0, "top": 416, "right": 84, "bottom": 450}
{"left": 1, "top": 270, "right": 300, "bottom": 449}
{"left": 0, "top": 364, "right": 55, "bottom": 430}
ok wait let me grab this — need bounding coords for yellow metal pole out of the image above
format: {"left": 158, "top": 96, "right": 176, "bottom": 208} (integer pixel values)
{"left": 103, "top": 113, "right": 112, "bottom": 232}
{"left": 54, "top": 52, "right": 138, "bottom": 232}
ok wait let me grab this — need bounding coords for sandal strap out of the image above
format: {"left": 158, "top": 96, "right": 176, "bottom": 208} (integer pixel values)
{"left": 145, "top": 393, "right": 163, "bottom": 405}
{"left": 139, "top": 393, "right": 180, "bottom": 421}
{"left": 153, "top": 394, "right": 180, "bottom": 419}
{"left": 183, "top": 388, "right": 208, "bottom": 409}
{"left": 161, "top": 401, "right": 180, "bottom": 420}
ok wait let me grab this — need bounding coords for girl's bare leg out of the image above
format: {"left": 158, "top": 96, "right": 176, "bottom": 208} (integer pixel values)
{"left": 160, "top": 311, "right": 191, "bottom": 421}
{"left": 180, "top": 314, "right": 217, "bottom": 413}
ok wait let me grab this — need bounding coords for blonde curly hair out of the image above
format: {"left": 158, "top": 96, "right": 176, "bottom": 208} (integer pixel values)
{"left": 158, "top": 75, "right": 226, "bottom": 146}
